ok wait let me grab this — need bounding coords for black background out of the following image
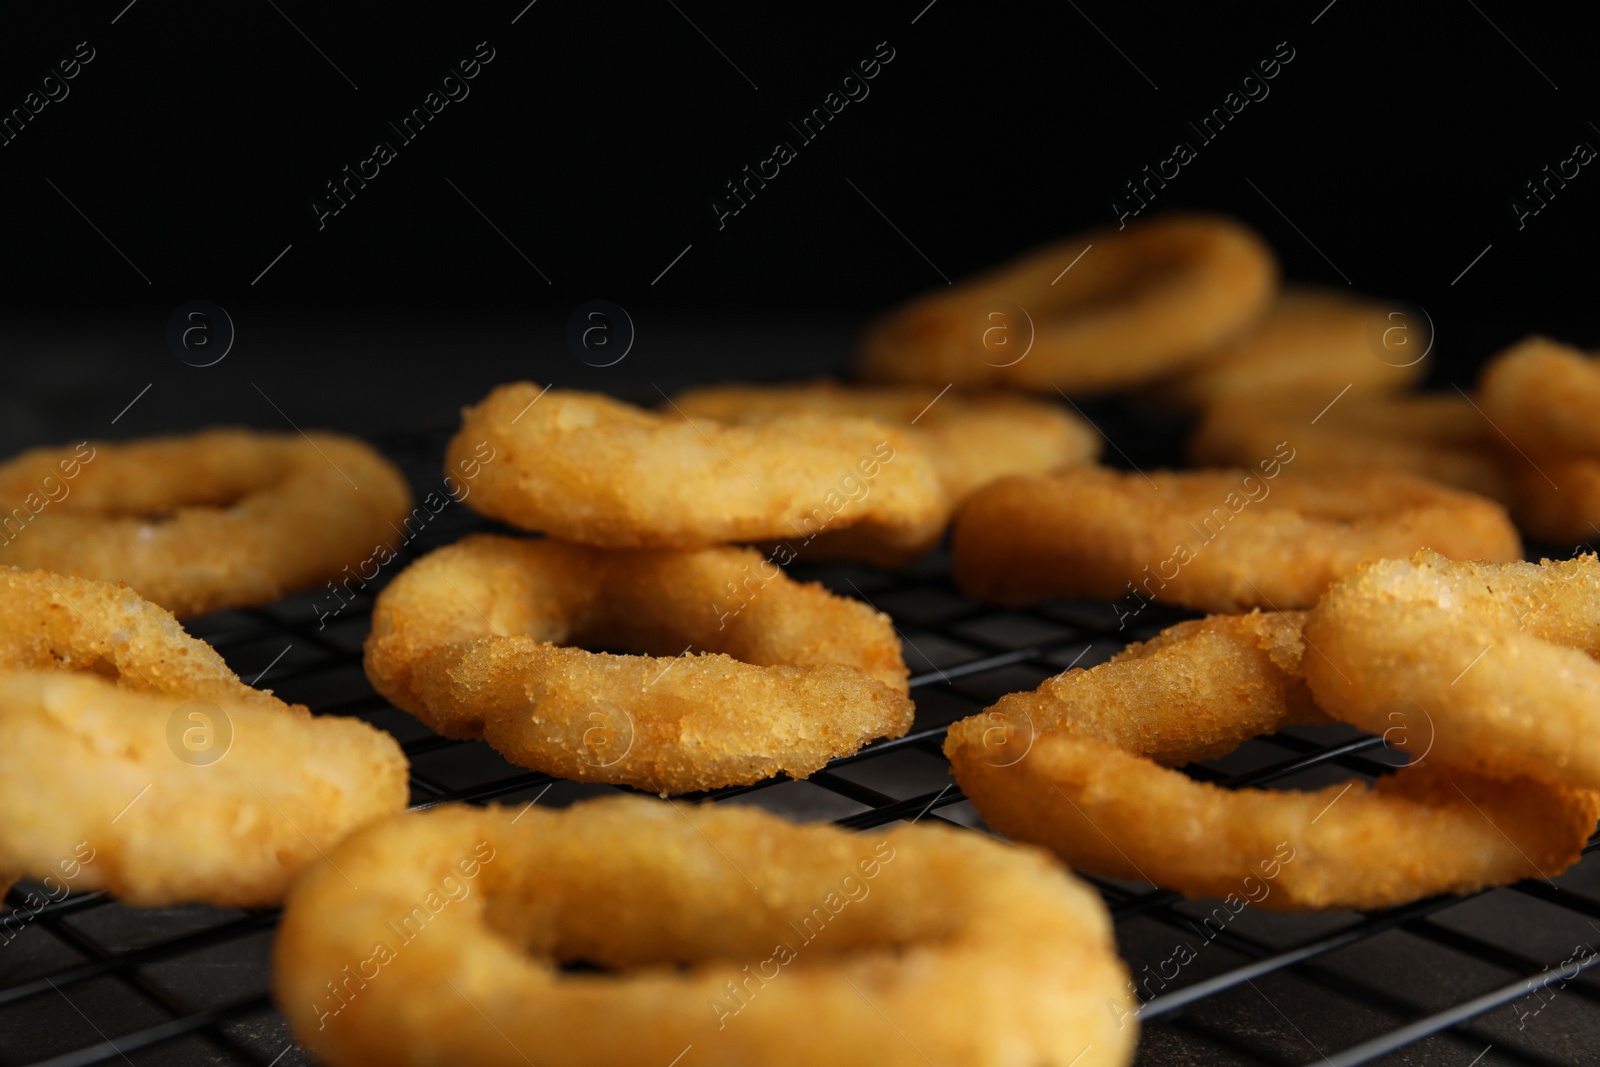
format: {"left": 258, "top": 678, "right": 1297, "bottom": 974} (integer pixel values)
{"left": 1, "top": 0, "right": 1595, "bottom": 447}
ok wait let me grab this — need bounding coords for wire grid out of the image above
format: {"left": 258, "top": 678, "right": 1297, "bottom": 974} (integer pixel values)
{"left": 2, "top": 425, "right": 1599, "bottom": 1067}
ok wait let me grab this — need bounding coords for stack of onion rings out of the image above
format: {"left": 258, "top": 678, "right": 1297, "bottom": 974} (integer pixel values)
{"left": 951, "top": 466, "right": 1521, "bottom": 612}
{"left": 275, "top": 796, "right": 1137, "bottom": 1066}
{"left": 449, "top": 383, "right": 948, "bottom": 564}
{"left": 946, "top": 610, "right": 1600, "bottom": 910}
{"left": 365, "top": 534, "right": 913, "bottom": 794}
{"left": 0, "top": 429, "right": 413, "bottom": 617}
{"left": 856, "top": 213, "right": 1277, "bottom": 394}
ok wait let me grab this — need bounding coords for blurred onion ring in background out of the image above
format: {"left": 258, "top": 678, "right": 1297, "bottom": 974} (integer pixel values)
{"left": 1188, "top": 390, "right": 1512, "bottom": 503}
{"left": 1150, "top": 286, "right": 1428, "bottom": 409}
{"left": 0, "top": 429, "right": 413, "bottom": 617}
{"left": 856, "top": 213, "right": 1277, "bottom": 394}
{"left": 951, "top": 466, "right": 1522, "bottom": 612}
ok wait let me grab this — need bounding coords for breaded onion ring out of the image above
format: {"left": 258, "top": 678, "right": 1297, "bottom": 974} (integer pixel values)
{"left": 857, "top": 213, "right": 1277, "bottom": 394}
{"left": 448, "top": 383, "right": 947, "bottom": 561}
{"left": 0, "top": 565, "right": 300, "bottom": 712}
{"left": 946, "top": 612, "right": 1600, "bottom": 910}
{"left": 965, "top": 611, "right": 1329, "bottom": 768}
{"left": 1304, "top": 550, "right": 1600, "bottom": 791}
{"left": 0, "top": 670, "right": 407, "bottom": 907}
{"left": 1152, "top": 287, "right": 1428, "bottom": 409}
{"left": 0, "top": 429, "right": 413, "bottom": 617}
{"left": 669, "top": 380, "right": 1099, "bottom": 501}
{"left": 951, "top": 467, "right": 1521, "bottom": 612}
{"left": 1189, "top": 390, "right": 1512, "bottom": 504}
{"left": 275, "top": 796, "right": 1136, "bottom": 1067}
{"left": 1505, "top": 457, "right": 1600, "bottom": 544}
{"left": 1479, "top": 335, "right": 1600, "bottom": 459}
{"left": 365, "top": 535, "right": 913, "bottom": 794}
{"left": 1470, "top": 336, "right": 1600, "bottom": 542}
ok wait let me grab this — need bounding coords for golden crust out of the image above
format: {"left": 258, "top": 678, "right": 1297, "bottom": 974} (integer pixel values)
{"left": 857, "top": 213, "right": 1278, "bottom": 394}
{"left": 448, "top": 383, "right": 948, "bottom": 561}
{"left": 1303, "top": 551, "right": 1600, "bottom": 791}
{"left": 0, "top": 565, "right": 302, "bottom": 712}
{"left": 275, "top": 796, "right": 1137, "bottom": 1067}
{"left": 669, "top": 380, "right": 1099, "bottom": 501}
{"left": 0, "top": 429, "right": 414, "bottom": 617}
{"left": 0, "top": 670, "right": 408, "bottom": 907}
{"left": 946, "top": 611, "right": 1600, "bottom": 910}
{"left": 978, "top": 612, "right": 1326, "bottom": 768}
{"left": 950, "top": 467, "right": 1522, "bottom": 611}
{"left": 1153, "top": 287, "right": 1426, "bottom": 409}
{"left": 364, "top": 535, "right": 913, "bottom": 794}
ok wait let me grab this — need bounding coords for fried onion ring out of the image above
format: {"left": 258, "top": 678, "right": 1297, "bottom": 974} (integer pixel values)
{"left": 1187, "top": 387, "right": 1600, "bottom": 544}
{"left": 0, "top": 670, "right": 407, "bottom": 907}
{"left": 1188, "top": 390, "right": 1513, "bottom": 504}
{"left": 669, "top": 380, "right": 1099, "bottom": 501}
{"left": 0, "top": 429, "right": 413, "bottom": 617}
{"left": 1304, "top": 550, "right": 1600, "bottom": 791}
{"left": 856, "top": 213, "right": 1277, "bottom": 394}
{"left": 945, "top": 612, "right": 1600, "bottom": 910}
{"left": 0, "top": 565, "right": 302, "bottom": 712}
{"left": 1153, "top": 287, "right": 1428, "bottom": 409}
{"left": 1504, "top": 457, "right": 1600, "bottom": 544}
{"left": 364, "top": 534, "right": 913, "bottom": 794}
{"left": 448, "top": 383, "right": 947, "bottom": 561}
{"left": 1470, "top": 336, "right": 1600, "bottom": 541}
{"left": 275, "top": 795, "right": 1136, "bottom": 1067}
{"left": 951, "top": 466, "right": 1521, "bottom": 612}
{"left": 1479, "top": 335, "right": 1600, "bottom": 459}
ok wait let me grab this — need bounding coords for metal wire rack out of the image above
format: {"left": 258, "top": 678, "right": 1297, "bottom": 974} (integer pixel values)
{"left": 3, "top": 424, "right": 1598, "bottom": 1067}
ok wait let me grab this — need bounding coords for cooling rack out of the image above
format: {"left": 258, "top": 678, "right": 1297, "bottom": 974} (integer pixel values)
{"left": 2, "top": 424, "right": 1598, "bottom": 1067}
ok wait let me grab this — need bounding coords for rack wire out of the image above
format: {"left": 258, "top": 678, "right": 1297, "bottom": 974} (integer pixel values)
{"left": 3, "top": 425, "right": 1597, "bottom": 1067}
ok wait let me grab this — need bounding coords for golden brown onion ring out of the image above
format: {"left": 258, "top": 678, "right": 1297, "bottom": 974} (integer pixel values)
{"left": 1188, "top": 389, "right": 1512, "bottom": 504}
{"left": 857, "top": 213, "right": 1277, "bottom": 394}
{"left": 0, "top": 670, "right": 407, "bottom": 907}
{"left": 0, "top": 565, "right": 301, "bottom": 712}
{"left": 448, "top": 383, "right": 947, "bottom": 562}
{"left": 950, "top": 467, "right": 1521, "bottom": 612}
{"left": 275, "top": 796, "right": 1136, "bottom": 1067}
{"left": 946, "top": 612, "right": 1599, "bottom": 911}
{"left": 0, "top": 429, "right": 413, "bottom": 617}
{"left": 365, "top": 535, "right": 912, "bottom": 794}
{"left": 1153, "top": 287, "right": 1427, "bottom": 409}
{"left": 1479, "top": 335, "right": 1600, "bottom": 459}
{"left": 1304, "top": 550, "right": 1600, "bottom": 792}
{"left": 669, "top": 380, "right": 1099, "bottom": 501}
